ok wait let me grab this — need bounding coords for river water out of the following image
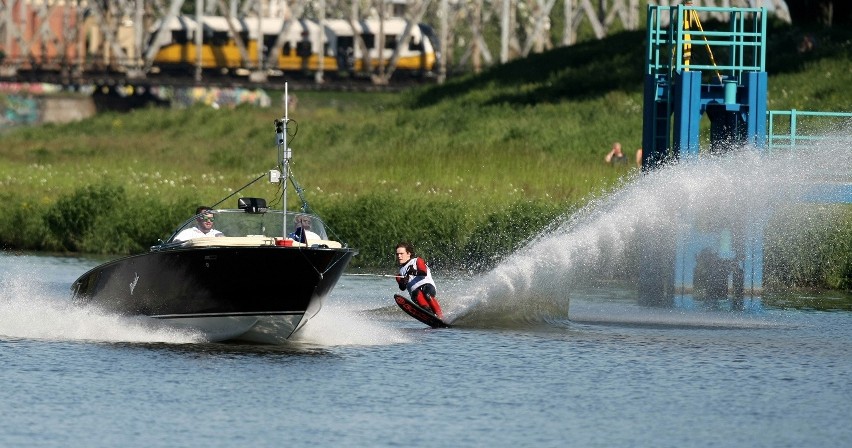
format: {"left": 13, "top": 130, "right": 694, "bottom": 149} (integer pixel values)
{"left": 2, "top": 146, "right": 851, "bottom": 447}
{"left": 1, "top": 251, "right": 850, "bottom": 447}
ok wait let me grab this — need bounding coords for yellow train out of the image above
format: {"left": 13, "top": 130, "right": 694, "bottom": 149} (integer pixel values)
{"left": 149, "top": 16, "right": 440, "bottom": 78}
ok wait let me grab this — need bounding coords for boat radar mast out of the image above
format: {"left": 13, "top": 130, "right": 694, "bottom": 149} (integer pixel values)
{"left": 273, "top": 83, "right": 292, "bottom": 238}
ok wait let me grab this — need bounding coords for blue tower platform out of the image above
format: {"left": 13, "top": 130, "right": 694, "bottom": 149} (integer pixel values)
{"left": 642, "top": 4, "right": 768, "bottom": 167}
{"left": 638, "top": 4, "right": 851, "bottom": 308}
{"left": 639, "top": 4, "right": 769, "bottom": 307}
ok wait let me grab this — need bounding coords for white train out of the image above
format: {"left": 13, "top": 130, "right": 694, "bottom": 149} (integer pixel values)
{"left": 148, "top": 15, "right": 441, "bottom": 78}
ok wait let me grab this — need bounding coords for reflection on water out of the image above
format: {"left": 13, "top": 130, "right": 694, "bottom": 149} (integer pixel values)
{"left": 117, "top": 340, "right": 336, "bottom": 357}
{"left": 762, "top": 291, "right": 852, "bottom": 311}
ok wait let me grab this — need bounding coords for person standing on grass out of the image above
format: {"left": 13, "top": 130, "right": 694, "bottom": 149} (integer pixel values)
{"left": 394, "top": 241, "right": 444, "bottom": 320}
{"left": 605, "top": 141, "right": 627, "bottom": 165}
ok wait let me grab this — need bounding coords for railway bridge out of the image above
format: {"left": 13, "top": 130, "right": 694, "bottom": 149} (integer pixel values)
{"left": 1, "top": 0, "right": 791, "bottom": 88}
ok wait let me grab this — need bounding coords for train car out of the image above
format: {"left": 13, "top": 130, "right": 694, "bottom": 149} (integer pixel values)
{"left": 325, "top": 18, "right": 439, "bottom": 76}
{"left": 359, "top": 18, "right": 438, "bottom": 74}
{"left": 149, "top": 16, "right": 336, "bottom": 74}
{"left": 243, "top": 17, "right": 338, "bottom": 73}
{"left": 147, "top": 15, "right": 198, "bottom": 70}
{"left": 147, "top": 15, "right": 438, "bottom": 78}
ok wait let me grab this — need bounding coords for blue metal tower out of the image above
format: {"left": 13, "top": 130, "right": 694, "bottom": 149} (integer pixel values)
{"left": 642, "top": 3, "right": 768, "bottom": 167}
{"left": 639, "top": 3, "right": 769, "bottom": 308}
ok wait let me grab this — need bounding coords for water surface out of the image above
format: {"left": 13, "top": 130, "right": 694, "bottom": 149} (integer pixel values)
{"left": 0, "top": 253, "right": 849, "bottom": 447}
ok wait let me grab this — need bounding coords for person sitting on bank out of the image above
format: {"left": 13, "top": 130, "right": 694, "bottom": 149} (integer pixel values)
{"left": 289, "top": 214, "right": 320, "bottom": 243}
{"left": 173, "top": 206, "right": 224, "bottom": 242}
{"left": 605, "top": 142, "right": 627, "bottom": 165}
{"left": 395, "top": 241, "right": 444, "bottom": 320}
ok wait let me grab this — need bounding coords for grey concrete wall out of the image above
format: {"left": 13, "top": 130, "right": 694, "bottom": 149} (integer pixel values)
{"left": 41, "top": 96, "right": 96, "bottom": 123}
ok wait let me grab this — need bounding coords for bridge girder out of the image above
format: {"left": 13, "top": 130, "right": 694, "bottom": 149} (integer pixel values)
{"left": 0, "top": 0, "right": 791, "bottom": 85}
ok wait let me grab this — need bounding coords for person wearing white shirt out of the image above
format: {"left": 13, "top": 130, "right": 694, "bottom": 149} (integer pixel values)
{"left": 173, "top": 206, "right": 224, "bottom": 242}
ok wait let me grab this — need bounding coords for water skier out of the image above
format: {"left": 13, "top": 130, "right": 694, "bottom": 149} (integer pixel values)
{"left": 394, "top": 241, "right": 444, "bottom": 320}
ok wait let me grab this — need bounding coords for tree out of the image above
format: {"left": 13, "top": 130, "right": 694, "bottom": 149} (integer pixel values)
{"left": 785, "top": 0, "right": 852, "bottom": 26}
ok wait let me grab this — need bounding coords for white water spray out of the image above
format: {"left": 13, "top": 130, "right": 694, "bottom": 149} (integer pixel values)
{"left": 447, "top": 139, "right": 851, "bottom": 327}
{"left": 293, "top": 303, "right": 413, "bottom": 346}
{"left": 0, "top": 257, "right": 203, "bottom": 343}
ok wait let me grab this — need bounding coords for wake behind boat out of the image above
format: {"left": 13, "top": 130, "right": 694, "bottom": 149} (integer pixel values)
{"left": 71, "top": 85, "right": 357, "bottom": 343}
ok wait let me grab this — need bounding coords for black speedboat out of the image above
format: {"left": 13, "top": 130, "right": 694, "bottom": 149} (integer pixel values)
{"left": 71, "top": 86, "right": 357, "bottom": 343}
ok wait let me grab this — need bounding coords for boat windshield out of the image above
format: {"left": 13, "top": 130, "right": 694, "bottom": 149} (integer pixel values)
{"left": 166, "top": 209, "right": 329, "bottom": 243}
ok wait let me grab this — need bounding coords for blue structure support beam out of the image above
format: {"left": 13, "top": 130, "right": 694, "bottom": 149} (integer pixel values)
{"left": 746, "top": 72, "right": 768, "bottom": 148}
{"left": 673, "top": 71, "right": 703, "bottom": 159}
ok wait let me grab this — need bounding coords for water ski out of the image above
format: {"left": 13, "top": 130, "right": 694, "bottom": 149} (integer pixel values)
{"left": 394, "top": 294, "right": 450, "bottom": 328}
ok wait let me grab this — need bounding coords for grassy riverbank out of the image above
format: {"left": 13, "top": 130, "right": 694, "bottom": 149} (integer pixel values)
{"left": 1, "top": 23, "right": 850, "bottom": 289}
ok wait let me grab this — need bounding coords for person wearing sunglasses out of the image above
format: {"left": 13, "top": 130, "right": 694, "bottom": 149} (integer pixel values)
{"left": 173, "top": 206, "right": 224, "bottom": 242}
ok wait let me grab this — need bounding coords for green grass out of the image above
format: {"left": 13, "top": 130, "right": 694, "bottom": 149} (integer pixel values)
{"left": 0, "top": 22, "right": 850, "bottom": 286}
{"left": 0, "top": 91, "right": 638, "bottom": 225}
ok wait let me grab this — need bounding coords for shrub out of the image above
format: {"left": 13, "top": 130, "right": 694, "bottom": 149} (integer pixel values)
{"left": 0, "top": 198, "right": 51, "bottom": 250}
{"left": 43, "top": 184, "right": 126, "bottom": 252}
{"left": 86, "top": 195, "right": 194, "bottom": 254}
{"left": 39, "top": 183, "right": 196, "bottom": 254}
{"left": 765, "top": 205, "right": 852, "bottom": 291}
{"left": 462, "top": 200, "right": 565, "bottom": 271}
{"left": 320, "top": 194, "right": 472, "bottom": 270}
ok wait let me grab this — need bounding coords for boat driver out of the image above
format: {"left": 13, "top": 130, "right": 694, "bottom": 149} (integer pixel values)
{"left": 173, "top": 206, "right": 225, "bottom": 242}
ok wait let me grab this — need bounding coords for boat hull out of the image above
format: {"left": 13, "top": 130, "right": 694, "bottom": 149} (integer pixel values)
{"left": 71, "top": 246, "right": 356, "bottom": 342}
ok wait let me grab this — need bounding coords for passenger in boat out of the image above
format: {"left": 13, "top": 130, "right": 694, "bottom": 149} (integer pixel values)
{"left": 289, "top": 214, "right": 321, "bottom": 243}
{"left": 173, "top": 206, "right": 224, "bottom": 242}
{"left": 605, "top": 141, "right": 627, "bottom": 165}
{"left": 395, "top": 241, "right": 444, "bottom": 319}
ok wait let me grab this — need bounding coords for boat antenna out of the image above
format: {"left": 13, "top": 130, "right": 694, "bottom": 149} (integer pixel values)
{"left": 288, "top": 173, "right": 312, "bottom": 214}
{"left": 274, "top": 82, "right": 292, "bottom": 238}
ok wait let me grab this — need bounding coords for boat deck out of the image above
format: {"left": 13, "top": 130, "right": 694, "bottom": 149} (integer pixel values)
{"left": 180, "top": 236, "right": 343, "bottom": 249}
